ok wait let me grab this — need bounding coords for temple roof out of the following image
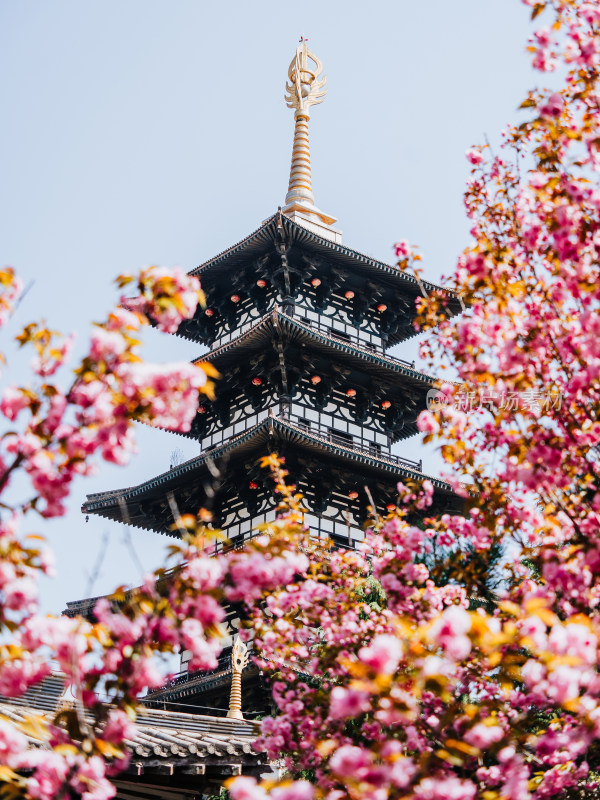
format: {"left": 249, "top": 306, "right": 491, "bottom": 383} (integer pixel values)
{"left": 189, "top": 211, "right": 459, "bottom": 304}
{"left": 1, "top": 673, "right": 67, "bottom": 713}
{"left": 197, "top": 308, "right": 435, "bottom": 385}
{"left": 144, "top": 646, "right": 267, "bottom": 717}
{"left": 83, "top": 416, "right": 454, "bottom": 534}
{"left": 0, "top": 697, "right": 258, "bottom": 753}
{"left": 0, "top": 686, "right": 264, "bottom": 799}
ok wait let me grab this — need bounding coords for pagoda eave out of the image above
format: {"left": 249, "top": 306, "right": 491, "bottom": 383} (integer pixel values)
{"left": 196, "top": 310, "right": 436, "bottom": 386}
{"left": 82, "top": 417, "right": 456, "bottom": 535}
{"left": 190, "top": 213, "right": 454, "bottom": 299}
{"left": 175, "top": 213, "right": 461, "bottom": 348}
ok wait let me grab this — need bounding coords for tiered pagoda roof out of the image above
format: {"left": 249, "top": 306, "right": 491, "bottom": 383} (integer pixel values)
{"left": 190, "top": 212, "right": 454, "bottom": 301}
{"left": 197, "top": 308, "right": 433, "bottom": 383}
{"left": 185, "top": 309, "right": 438, "bottom": 442}
{"left": 178, "top": 211, "right": 461, "bottom": 348}
{"left": 81, "top": 38, "right": 461, "bottom": 554}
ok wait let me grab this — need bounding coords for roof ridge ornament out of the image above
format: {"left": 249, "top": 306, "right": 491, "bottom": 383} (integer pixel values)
{"left": 281, "top": 39, "right": 342, "bottom": 244}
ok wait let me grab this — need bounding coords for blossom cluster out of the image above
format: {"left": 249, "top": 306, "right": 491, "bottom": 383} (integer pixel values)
{"left": 4, "top": 2, "right": 600, "bottom": 800}
{"left": 0, "top": 269, "right": 212, "bottom": 518}
{"left": 224, "top": 3, "right": 600, "bottom": 800}
{"left": 0, "top": 266, "right": 222, "bottom": 799}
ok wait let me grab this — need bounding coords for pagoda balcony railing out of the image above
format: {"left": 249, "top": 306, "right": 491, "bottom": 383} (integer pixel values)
{"left": 286, "top": 416, "right": 423, "bottom": 472}
{"left": 292, "top": 314, "right": 416, "bottom": 370}
{"left": 211, "top": 526, "right": 362, "bottom": 558}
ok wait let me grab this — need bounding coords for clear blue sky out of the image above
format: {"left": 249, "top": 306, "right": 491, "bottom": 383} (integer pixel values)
{"left": 0, "top": 0, "right": 539, "bottom": 613}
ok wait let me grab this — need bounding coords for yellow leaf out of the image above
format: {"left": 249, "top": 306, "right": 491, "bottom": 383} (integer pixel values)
{"left": 15, "top": 714, "right": 48, "bottom": 741}
{"left": 488, "top": 651, "right": 503, "bottom": 668}
{"left": 95, "top": 739, "right": 124, "bottom": 758}
{"left": 499, "top": 601, "right": 522, "bottom": 617}
{"left": 446, "top": 738, "right": 480, "bottom": 757}
{"left": 535, "top": 608, "right": 557, "bottom": 627}
{"left": 198, "top": 362, "right": 220, "bottom": 379}
{"left": 0, "top": 766, "right": 20, "bottom": 783}
{"left": 531, "top": 3, "right": 545, "bottom": 20}
{"left": 205, "top": 622, "right": 227, "bottom": 640}
{"left": 524, "top": 596, "right": 550, "bottom": 612}
{"left": 434, "top": 748, "right": 463, "bottom": 766}
{"left": 316, "top": 739, "right": 338, "bottom": 757}
{"left": 54, "top": 744, "right": 79, "bottom": 756}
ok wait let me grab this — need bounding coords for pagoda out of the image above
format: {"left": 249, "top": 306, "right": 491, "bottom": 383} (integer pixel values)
{"left": 74, "top": 42, "right": 462, "bottom": 715}
{"left": 82, "top": 41, "right": 461, "bottom": 552}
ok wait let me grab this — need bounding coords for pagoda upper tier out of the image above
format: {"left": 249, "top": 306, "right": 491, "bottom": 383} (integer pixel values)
{"left": 186, "top": 309, "right": 436, "bottom": 447}
{"left": 177, "top": 212, "right": 461, "bottom": 350}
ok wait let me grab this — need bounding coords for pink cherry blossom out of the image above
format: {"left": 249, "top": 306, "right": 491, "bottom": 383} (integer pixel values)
{"left": 329, "top": 745, "right": 372, "bottom": 779}
{"left": 124, "top": 266, "right": 202, "bottom": 334}
{"left": 464, "top": 721, "right": 505, "bottom": 749}
{"left": 25, "top": 751, "right": 71, "bottom": 800}
{"left": 101, "top": 709, "right": 136, "bottom": 745}
{"left": 358, "top": 634, "right": 403, "bottom": 675}
{"left": 466, "top": 147, "right": 484, "bottom": 165}
{"left": 539, "top": 92, "right": 563, "bottom": 118}
{"left": 229, "top": 776, "right": 269, "bottom": 800}
{"left": 417, "top": 410, "right": 440, "bottom": 434}
{"left": 413, "top": 776, "right": 476, "bottom": 800}
{"left": 0, "top": 386, "right": 30, "bottom": 421}
{"left": 0, "top": 718, "right": 28, "bottom": 766}
{"left": 328, "top": 686, "right": 371, "bottom": 719}
{"left": 428, "top": 606, "right": 472, "bottom": 661}
{"left": 394, "top": 240, "right": 412, "bottom": 258}
{"left": 271, "top": 781, "right": 315, "bottom": 800}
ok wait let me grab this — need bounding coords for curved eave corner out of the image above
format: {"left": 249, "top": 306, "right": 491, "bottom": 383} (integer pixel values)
{"left": 82, "top": 416, "right": 455, "bottom": 530}
{"left": 188, "top": 212, "right": 461, "bottom": 306}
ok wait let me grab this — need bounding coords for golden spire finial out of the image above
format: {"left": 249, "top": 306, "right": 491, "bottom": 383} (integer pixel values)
{"left": 284, "top": 37, "right": 328, "bottom": 118}
{"left": 226, "top": 635, "right": 249, "bottom": 720}
{"left": 281, "top": 39, "right": 340, "bottom": 241}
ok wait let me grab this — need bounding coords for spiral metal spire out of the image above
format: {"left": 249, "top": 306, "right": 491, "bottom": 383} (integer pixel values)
{"left": 281, "top": 39, "right": 340, "bottom": 240}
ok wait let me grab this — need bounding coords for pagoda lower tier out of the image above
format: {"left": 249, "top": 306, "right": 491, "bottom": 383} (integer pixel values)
{"left": 82, "top": 416, "right": 461, "bottom": 545}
